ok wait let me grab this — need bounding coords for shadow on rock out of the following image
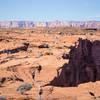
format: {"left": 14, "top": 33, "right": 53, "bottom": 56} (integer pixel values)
{"left": 46, "top": 38, "right": 100, "bottom": 87}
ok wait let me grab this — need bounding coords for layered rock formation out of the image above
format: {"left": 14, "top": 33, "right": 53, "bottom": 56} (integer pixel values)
{"left": 49, "top": 38, "right": 100, "bottom": 87}
{"left": 0, "top": 42, "right": 29, "bottom": 55}
{"left": 0, "top": 21, "right": 100, "bottom": 28}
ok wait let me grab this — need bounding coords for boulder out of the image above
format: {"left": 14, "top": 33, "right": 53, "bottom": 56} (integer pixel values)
{"left": 0, "top": 77, "right": 6, "bottom": 86}
{"left": 38, "top": 44, "right": 49, "bottom": 48}
{"left": 62, "top": 53, "right": 69, "bottom": 59}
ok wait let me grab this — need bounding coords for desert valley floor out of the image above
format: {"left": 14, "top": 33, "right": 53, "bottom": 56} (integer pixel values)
{"left": 0, "top": 27, "right": 100, "bottom": 100}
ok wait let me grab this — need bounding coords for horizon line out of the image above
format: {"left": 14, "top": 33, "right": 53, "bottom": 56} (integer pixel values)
{"left": 0, "top": 20, "right": 100, "bottom": 22}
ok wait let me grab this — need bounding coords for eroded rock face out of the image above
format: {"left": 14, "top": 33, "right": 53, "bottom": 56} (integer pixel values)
{"left": 50, "top": 38, "right": 100, "bottom": 87}
{"left": 0, "top": 42, "right": 29, "bottom": 55}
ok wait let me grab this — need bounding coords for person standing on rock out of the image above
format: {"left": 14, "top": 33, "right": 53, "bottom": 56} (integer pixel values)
{"left": 37, "top": 86, "right": 43, "bottom": 100}
{"left": 39, "top": 86, "right": 43, "bottom": 96}
{"left": 38, "top": 65, "right": 42, "bottom": 73}
{"left": 7, "top": 50, "right": 9, "bottom": 55}
{"left": 32, "top": 71, "right": 35, "bottom": 80}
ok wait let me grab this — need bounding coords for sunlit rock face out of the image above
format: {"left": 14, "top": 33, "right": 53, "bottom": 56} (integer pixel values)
{"left": 50, "top": 38, "right": 100, "bottom": 87}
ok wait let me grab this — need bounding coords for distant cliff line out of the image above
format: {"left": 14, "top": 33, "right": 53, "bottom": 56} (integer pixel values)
{"left": 0, "top": 21, "right": 100, "bottom": 28}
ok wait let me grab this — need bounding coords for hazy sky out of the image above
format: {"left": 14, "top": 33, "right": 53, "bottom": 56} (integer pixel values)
{"left": 0, "top": 0, "right": 100, "bottom": 21}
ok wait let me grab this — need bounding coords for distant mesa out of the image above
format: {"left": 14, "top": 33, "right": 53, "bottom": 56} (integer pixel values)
{"left": 0, "top": 21, "right": 100, "bottom": 28}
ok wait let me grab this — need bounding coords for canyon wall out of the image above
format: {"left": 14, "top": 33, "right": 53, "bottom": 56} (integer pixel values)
{"left": 49, "top": 39, "right": 100, "bottom": 87}
{"left": 0, "top": 21, "right": 100, "bottom": 28}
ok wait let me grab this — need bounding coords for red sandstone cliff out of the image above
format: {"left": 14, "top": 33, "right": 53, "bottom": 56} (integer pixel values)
{"left": 49, "top": 38, "right": 100, "bottom": 87}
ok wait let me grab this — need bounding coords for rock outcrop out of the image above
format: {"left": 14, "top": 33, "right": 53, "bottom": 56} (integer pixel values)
{"left": 0, "top": 77, "right": 6, "bottom": 86}
{"left": 0, "top": 42, "right": 29, "bottom": 55}
{"left": 49, "top": 38, "right": 100, "bottom": 87}
{"left": 0, "top": 76, "right": 24, "bottom": 86}
{"left": 38, "top": 44, "right": 49, "bottom": 48}
{"left": 62, "top": 53, "right": 69, "bottom": 59}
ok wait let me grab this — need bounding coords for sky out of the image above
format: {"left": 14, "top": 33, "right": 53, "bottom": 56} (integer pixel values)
{"left": 0, "top": 0, "right": 100, "bottom": 21}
